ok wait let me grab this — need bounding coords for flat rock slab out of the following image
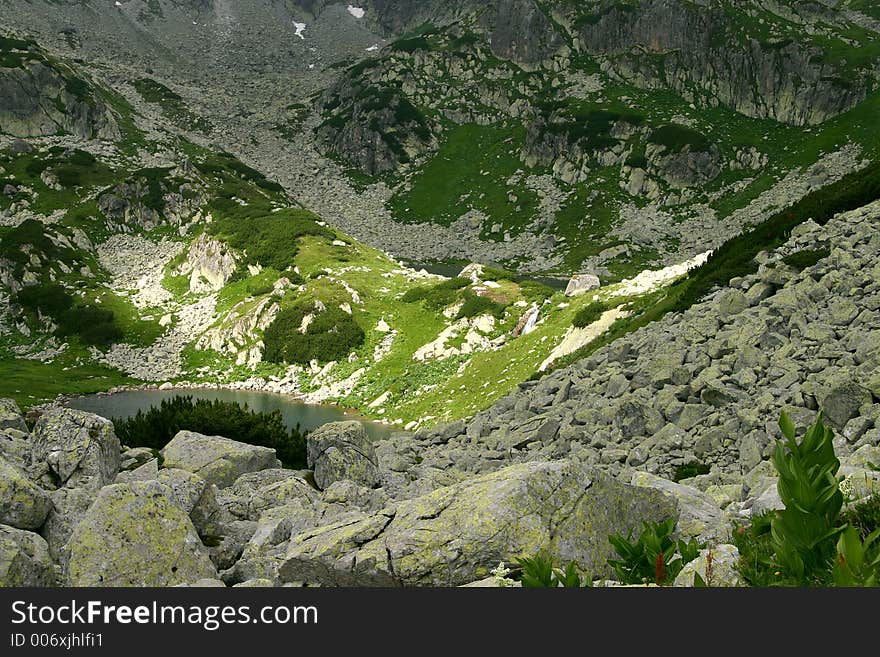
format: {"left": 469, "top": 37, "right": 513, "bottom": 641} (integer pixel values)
{"left": 161, "top": 430, "right": 281, "bottom": 488}
{"left": 65, "top": 481, "right": 218, "bottom": 586}
{"left": 279, "top": 459, "right": 678, "bottom": 586}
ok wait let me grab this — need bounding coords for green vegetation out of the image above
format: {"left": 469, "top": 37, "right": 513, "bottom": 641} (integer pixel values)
{"left": 112, "top": 395, "right": 307, "bottom": 468}
{"left": 572, "top": 301, "right": 606, "bottom": 328}
{"left": 456, "top": 290, "right": 508, "bottom": 320}
{"left": 734, "top": 413, "right": 880, "bottom": 587}
{"left": 648, "top": 124, "right": 712, "bottom": 153}
{"left": 15, "top": 283, "right": 123, "bottom": 349}
{"left": 516, "top": 554, "right": 591, "bottom": 588}
{"left": 771, "top": 412, "right": 844, "bottom": 581}
{"left": 543, "top": 105, "right": 643, "bottom": 150}
{"left": 401, "top": 277, "right": 470, "bottom": 310}
{"left": 608, "top": 518, "right": 704, "bottom": 586}
{"left": 673, "top": 461, "right": 711, "bottom": 482}
{"left": 263, "top": 304, "right": 365, "bottom": 366}
{"left": 782, "top": 248, "right": 831, "bottom": 271}
{"left": 0, "top": 359, "right": 136, "bottom": 410}
{"left": 388, "top": 123, "right": 539, "bottom": 233}
{"left": 208, "top": 210, "right": 333, "bottom": 273}
{"left": 132, "top": 77, "right": 211, "bottom": 133}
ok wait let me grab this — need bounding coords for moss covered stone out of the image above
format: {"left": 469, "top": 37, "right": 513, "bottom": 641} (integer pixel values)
{"left": 0, "top": 524, "right": 55, "bottom": 586}
{"left": 160, "top": 430, "right": 281, "bottom": 489}
{"left": 65, "top": 481, "right": 218, "bottom": 586}
{"left": 0, "top": 454, "right": 52, "bottom": 530}
{"left": 306, "top": 421, "right": 380, "bottom": 491}
{"left": 279, "top": 460, "right": 678, "bottom": 586}
{"left": 31, "top": 408, "right": 121, "bottom": 490}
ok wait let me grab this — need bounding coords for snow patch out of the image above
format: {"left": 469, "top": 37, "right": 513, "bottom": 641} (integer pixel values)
{"left": 347, "top": 5, "right": 365, "bottom": 19}
{"left": 293, "top": 21, "right": 307, "bottom": 39}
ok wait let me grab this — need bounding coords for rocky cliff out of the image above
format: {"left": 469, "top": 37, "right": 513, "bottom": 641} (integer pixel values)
{"left": 0, "top": 37, "right": 119, "bottom": 140}
{"left": 567, "top": 0, "right": 874, "bottom": 126}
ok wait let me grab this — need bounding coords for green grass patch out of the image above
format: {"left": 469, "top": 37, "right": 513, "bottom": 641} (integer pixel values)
{"left": 401, "top": 277, "right": 470, "bottom": 310}
{"left": 388, "top": 123, "right": 539, "bottom": 231}
{"left": 0, "top": 358, "right": 136, "bottom": 409}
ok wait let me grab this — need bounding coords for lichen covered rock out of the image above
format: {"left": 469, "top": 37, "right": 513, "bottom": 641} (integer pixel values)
{"left": 0, "top": 398, "right": 28, "bottom": 433}
{"left": 674, "top": 544, "right": 745, "bottom": 587}
{"left": 160, "top": 431, "right": 281, "bottom": 488}
{"left": 0, "top": 524, "right": 55, "bottom": 586}
{"left": 279, "top": 460, "right": 678, "bottom": 586}
{"left": 31, "top": 408, "right": 121, "bottom": 490}
{"left": 0, "top": 454, "right": 52, "bottom": 530}
{"left": 306, "top": 421, "right": 380, "bottom": 491}
{"left": 65, "top": 481, "right": 217, "bottom": 586}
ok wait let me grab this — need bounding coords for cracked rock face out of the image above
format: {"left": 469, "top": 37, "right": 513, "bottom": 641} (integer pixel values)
{"left": 306, "top": 421, "right": 381, "bottom": 491}
{"left": 278, "top": 459, "right": 678, "bottom": 586}
{"left": 160, "top": 430, "right": 282, "bottom": 489}
{"left": 31, "top": 408, "right": 121, "bottom": 491}
{"left": 65, "top": 481, "right": 218, "bottom": 586}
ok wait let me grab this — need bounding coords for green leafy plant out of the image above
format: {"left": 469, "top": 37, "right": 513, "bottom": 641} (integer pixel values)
{"left": 572, "top": 301, "right": 607, "bottom": 328}
{"left": 832, "top": 526, "right": 880, "bottom": 587}
{"left": 516, "top": 553, "right": 591, "bottom": 588}
{"left": 770, "top": 412, "right": 844, "bottom": 581}
{"left": 607, "top": 518, "right": 704, "bottom": 585}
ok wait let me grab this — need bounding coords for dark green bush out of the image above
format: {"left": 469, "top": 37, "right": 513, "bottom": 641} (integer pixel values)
{"left": 518, "top": 280, "right": 555, "bottom": 302}
{"left": 401, "top": 277, "right": 470, "bottom": 310}
{"left": 608, "top": 517, "right": 704, "bottom": 585}
{"left": 648, "top": 124, "right": 712, "bottom": 152}
{"left": 14, "top": 283, "right": 123, "bottom": 348}
{"left": 572, "top": 301, "right": 606, "bottom": 328}
{"left": 15, "top": 283, "right": 73, "bottom": 315}
{"left": 113, "top": 395, "right": 307, "bottom": 468}
{"left": 208, "top": 210, "right": 333, "bottom": 272}
{"left": 673, "top": 461, "right": 711, "bottom": 482}
{"left": 57, "top": 305, "right": 123, "bottom": 348}
{"left": 263, "top": 305, "right": 365, "bottom": 365}
{"left": 781, "top": 248, "right": 830, "bottom": 271}
{"left": 456, "top": 290, "right": 507, "bottom": 320}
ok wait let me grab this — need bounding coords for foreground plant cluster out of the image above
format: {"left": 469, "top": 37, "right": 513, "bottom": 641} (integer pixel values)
{"left": 508, "top": 414, "right": 880, "bottom": 587}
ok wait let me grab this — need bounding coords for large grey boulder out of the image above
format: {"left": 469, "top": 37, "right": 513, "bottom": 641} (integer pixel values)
{"left": 31, "top": 408, "right": 121, "bottom": 490}
{"left": 564, "top": 274, "right": 601, "bottom": 297}
{"left": 40, "top": 487, "right": 97, "bottom": 563}
{"left": 0, "top": 454, "right": 52, "bottom": 530}
{"left": 218, "top": 469, "right": 319, "bottom": 521}
{"left": 160, "top": 431, "right": 281, "bottom": 488}
{"left": 279, "top": 460, "right": 678, "bottom": 586}
{"left": 156, "top": 468, "right": 226, "bottom": 539}
{"left": 307, "top": 421, "right": 380, "bottom": 491}
{"left": 0, "top": 399, "right": 28, "bottom": 433}
{"left": 630, "top": 471, "right": 729, "bottom": 544}
{"left": 65, "top": 481, "right": 218, "bottom": 586}
{"left": 819, "top": 380, "right": 872, "bottom": 429}
{"left": 0, "top": 525, "right": 55, "bottom": 586}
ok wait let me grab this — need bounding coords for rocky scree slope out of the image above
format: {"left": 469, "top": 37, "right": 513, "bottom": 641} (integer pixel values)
{"left": 3, "top": 1, "right": 880, "bottom": 277}
{"left": 0, "top": 403, "right": 690, "bottom": 587}
{"left": 403, "top": 198, "right": 880, "bottom": 508}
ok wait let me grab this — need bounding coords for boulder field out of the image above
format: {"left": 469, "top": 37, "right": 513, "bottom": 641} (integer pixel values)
{"left": 2, "top": 198, "right": 880, "bottom": 587}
